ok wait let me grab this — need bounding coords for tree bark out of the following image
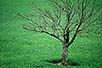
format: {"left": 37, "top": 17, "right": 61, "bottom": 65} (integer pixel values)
{"left": 62, "top": 43, "right": 68, "bottom": 66}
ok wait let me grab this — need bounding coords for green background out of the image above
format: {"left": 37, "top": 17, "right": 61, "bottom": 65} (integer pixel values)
{"left": 0, "top": 0, "right": 102, "bottom": 68}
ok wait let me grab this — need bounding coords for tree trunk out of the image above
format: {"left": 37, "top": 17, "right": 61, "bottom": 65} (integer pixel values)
{"left": 62, "top": 43, "right": 68, "bottom": 66}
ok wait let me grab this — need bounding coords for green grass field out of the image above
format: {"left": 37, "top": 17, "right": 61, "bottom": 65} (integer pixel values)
{"left": 0, "top": 0, "right": 102, "bottom": 68}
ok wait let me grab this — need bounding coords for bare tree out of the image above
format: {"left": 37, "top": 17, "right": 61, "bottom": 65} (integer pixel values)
{"left": 18, "top": 0, "right": 102, "bottom": 66}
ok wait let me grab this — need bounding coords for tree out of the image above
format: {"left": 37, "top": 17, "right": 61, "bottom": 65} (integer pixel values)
{"left": 18, "top": 0, "right": 101, "bottom": 66}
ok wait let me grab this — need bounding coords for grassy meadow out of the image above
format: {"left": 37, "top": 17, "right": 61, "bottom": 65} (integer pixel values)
{"left": 0, "top": 0, "right": 102, "bottom": 68}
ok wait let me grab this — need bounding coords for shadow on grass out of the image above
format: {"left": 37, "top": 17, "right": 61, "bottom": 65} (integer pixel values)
{"left": 46, "top": 59, "right": 80, "bottom": 66}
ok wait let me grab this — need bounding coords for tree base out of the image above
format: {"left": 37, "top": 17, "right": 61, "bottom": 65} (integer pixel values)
{"left": 46, "top": 59, "right": 80, "bottom": 66}
{"left": 62, "top": 62, "right": 68, "bottom": 66}
{"left": 56, "top": 62, "right": 69, "bottom": 66}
